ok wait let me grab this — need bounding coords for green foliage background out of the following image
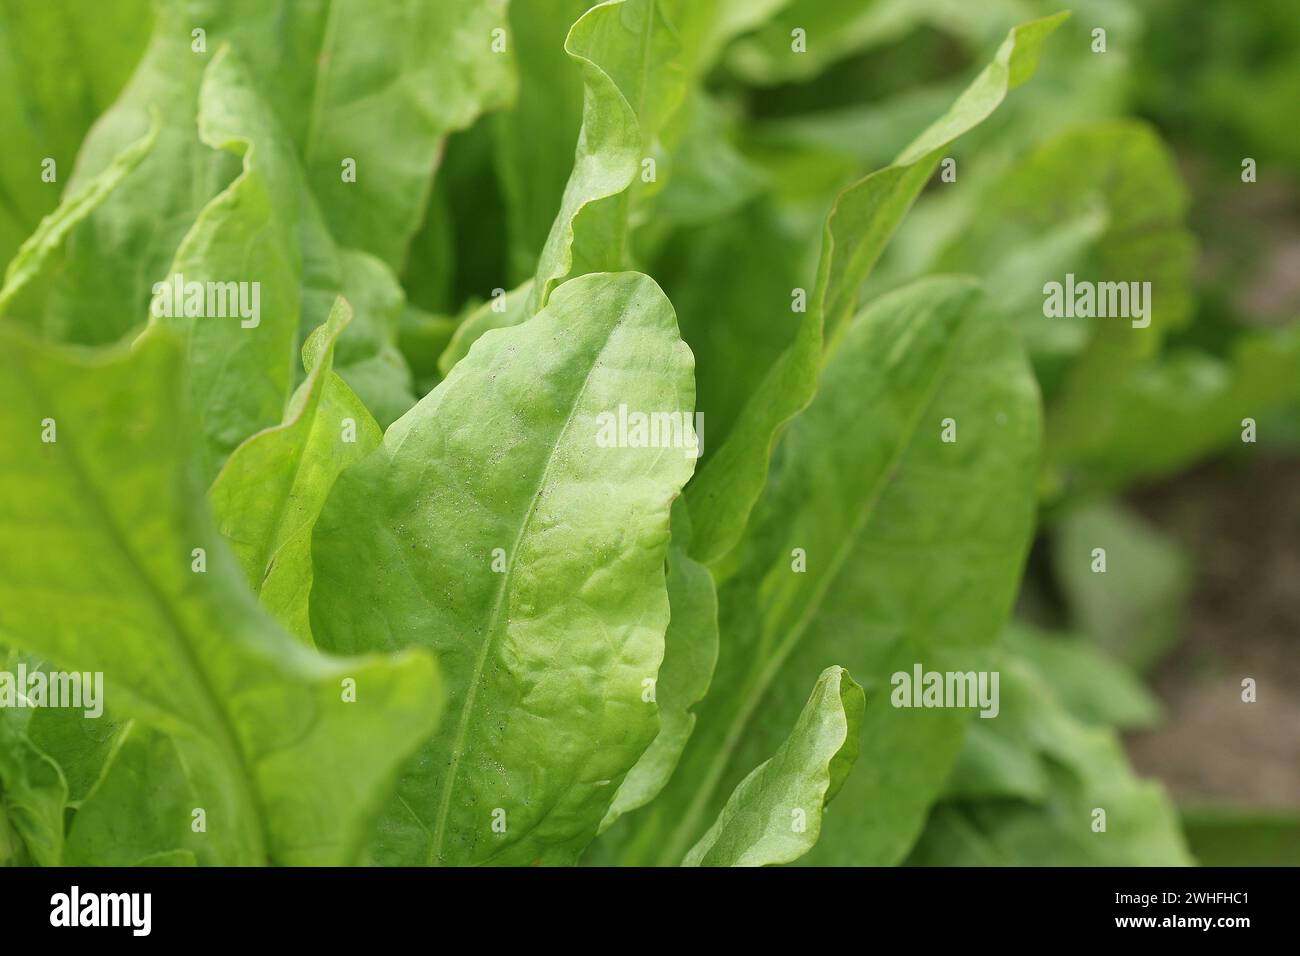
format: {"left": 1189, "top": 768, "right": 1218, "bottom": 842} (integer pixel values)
{"left": 0, "top": 0, "right": 1295, "bottom": 866}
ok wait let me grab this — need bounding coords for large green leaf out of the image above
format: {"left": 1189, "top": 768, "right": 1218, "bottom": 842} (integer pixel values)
{"left": 620, "top": 276, "right": 1041, "bottom": 866}
{"left": 209, "top": 299, "right": 382, "bottom": 643}
{"left": 8, "top": 1, "right": 497, "bottom": 453}
{"left": 0, "top": 325, "right": 442, "bottom": 865}
{"left": 44, "top": 0, "right": 264, "bottom": 343}
{"left": 685, "top": 12, "right": 1066, "bottom": 566}
{"left": 683, "top": 665, "right": 863, "bottom": 867}
{"left": 311, "top": 271, "right": 697, "bottom": 865}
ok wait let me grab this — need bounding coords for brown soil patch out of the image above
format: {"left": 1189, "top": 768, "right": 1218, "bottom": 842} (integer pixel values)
{"left": 1125, "top": 456, "right": 1300, "bottom": 807}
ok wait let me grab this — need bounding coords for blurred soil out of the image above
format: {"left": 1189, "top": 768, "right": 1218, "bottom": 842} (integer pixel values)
{"left": 1126, "top": 456, "right": 1300, "bottom": 807}
{"left": 1182, "top": 155, "right": 1300, "bottom": 325}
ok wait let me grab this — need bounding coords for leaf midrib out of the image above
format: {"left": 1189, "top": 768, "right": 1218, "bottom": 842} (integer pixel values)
{"left": 426, "top": 318, "right": 620, "bottom": 865}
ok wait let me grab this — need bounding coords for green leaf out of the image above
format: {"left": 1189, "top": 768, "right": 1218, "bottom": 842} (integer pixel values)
{"left": 0, "top": 703, "right": 67, "bottom": 866}
{"left": 909, "top": 656, "right": 1191, "bottom": 866}
{"left": 0, "top": 114, "right": 159, "bottom": 325}
{"left": 1048, "top": 325, "right": 1300, "bottom": 496}
{"left": 558, "top": 0, "right": 783, "bottom": 267}
{"left": 436, "top": 279, "right": 534, "bottom": 378}
{"left": 16, "top": 675, "right": 121, "bottom": 807}
{"left": 1052, "top": 499, "right": 1191, "bottom": 672}
{"left": 1181, "top": 807, "right": 1300, "bottom": 867}
{"left": 629, "top": 276, "right": 1042, "bottom": 866}
{"left": 675, "top": 0, "right": 800, "bottom": 71}
{"left": 153, "top": 48, "right": 419, "bottom": 469}
{"left": 685, "top": 12, "right": 1067, "bottom": 566}
{"left": 492, "top": 0, "right": 593, "bottom": 281}
{"left": 0, "top": 325, "right": 442, "bottom": 865}
{"left": 311, "top": 271, "right": 697, "bottom": 865}
{"left": 299, "top": 0, "right": 515, "bottom": 270}
{"left": 398, "top": 303, "right": 458, "bottom": 394}
{"left": 924, "top": 122, "right": 1194, "bottom": 400}
{"left": 918, "top": 122, "right": 1202, "bottom": 489}
{"left": 42, "top": 0, "right": 255, "bottom": 343}
{"left": 632, "top": 90, "right": 768, "bottom": 261}
{"left": 723, "top": 0, "right": 982, "bottom": 85}
{"left": 0, "top": 0, "right": 152, "bottom": 265}
{"left": 45, "top": 0, "right": 513, "bottom": 338}
{"left": 151, "top": 46, "right": 307, "bottom": 477}
{"left": 599, "top": 499, "right": 719, "bottom": 832}
{"left": 683, "top": 666, "right": 863, "bottom": 867}
{"left": 321, "top": 248, "right": 419, "bottom": 430}
{"left": 526, "top": 1, "right": 648, "bottom": 313}
{"left": 568, "top": 0, "right": 807, "bottom": 268}
{"left": 474, "top": 0, "right": 774, "bottom": 330}
{"left": 209, "top": 298, "right": 383, "bottom": 643}
{"left": 62, "top": 722, "right": 201, "bottom": 866}
{"left": 1006, "top": 624, "right": 1161, "bottom": 728}
{"left": 941, "top": 626, "right": 1160, "bottom": 804}
{"left": 0, "top": 804, "right": 21, "bottom": 865}
{"left": 1003, "top": 123, "right": 1192, "bottom": 330}
{"left": 943, "top": 709, "right": 1051, "bottom": 803}
{"left": 651, "top": 201, "right": 808, "bottom": 456}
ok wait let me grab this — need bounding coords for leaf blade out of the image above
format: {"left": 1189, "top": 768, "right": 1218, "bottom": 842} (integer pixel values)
{"left": 683, "top": 665, "right": 864, "bottom": 867}
{"left": 311, "top": 270, "right": 697, "bottom": 865}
